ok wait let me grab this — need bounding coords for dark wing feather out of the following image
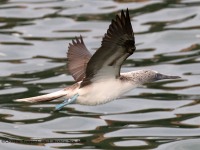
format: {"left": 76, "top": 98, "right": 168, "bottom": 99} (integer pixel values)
{"left": 67, "top": 36, "right": 92, "bottom": 82}
{"left": 81, "top": 9, "right": 135, "bottom": 87}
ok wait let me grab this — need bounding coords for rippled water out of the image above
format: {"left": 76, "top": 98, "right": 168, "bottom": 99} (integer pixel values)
{"left": 0, "top": 0, "right": 200, "bottom": 149}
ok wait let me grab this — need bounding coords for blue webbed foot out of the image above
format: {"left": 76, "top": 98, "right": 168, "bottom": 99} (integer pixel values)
{"left": 55, "top": 93, "right": 79, "bottom": 111}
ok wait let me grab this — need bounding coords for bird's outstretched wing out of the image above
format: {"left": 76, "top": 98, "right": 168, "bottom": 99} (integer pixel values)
{"left": 67, "top": 36, "right": 92, "bottom": 82}
{"left": 81, "top": 9, "right": 135, "bottom": 87}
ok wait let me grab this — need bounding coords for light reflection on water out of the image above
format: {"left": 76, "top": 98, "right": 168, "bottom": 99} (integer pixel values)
{"left": 0, "top": 0, "right": 200, "bottom": 149}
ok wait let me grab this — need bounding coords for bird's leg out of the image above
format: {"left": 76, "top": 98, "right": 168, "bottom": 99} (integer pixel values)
{"left": 55, "top": 93, "right": 79, "bottom": 111}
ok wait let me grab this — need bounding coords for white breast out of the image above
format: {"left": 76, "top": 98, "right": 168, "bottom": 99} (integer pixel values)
{"left": 76, "top": 78, "right": 135, "bottom": 105}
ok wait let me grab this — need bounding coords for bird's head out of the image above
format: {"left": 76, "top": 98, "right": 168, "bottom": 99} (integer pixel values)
{"left": 131, "top": 70, "right": 181, "bottom": 85}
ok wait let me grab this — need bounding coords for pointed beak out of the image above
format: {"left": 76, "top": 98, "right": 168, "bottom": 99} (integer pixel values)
{"left": 155, "top": 73, "right": 181, "bottom": 81}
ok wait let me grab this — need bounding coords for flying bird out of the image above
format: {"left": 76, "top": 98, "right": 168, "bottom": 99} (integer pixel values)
{"left": 15, "top": 9, "right": 180, "bottom": 110}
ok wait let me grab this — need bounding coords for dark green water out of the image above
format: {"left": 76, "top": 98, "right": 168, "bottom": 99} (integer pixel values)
{"left": 0, "top": 0, "right": 200, "bottom": 149}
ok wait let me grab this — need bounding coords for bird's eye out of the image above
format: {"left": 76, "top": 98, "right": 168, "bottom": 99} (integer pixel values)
{"left": 155, "top": 73, "right": 162, "bottom": 80}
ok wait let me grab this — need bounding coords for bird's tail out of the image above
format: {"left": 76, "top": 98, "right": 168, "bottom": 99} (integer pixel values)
{"left": 15, "top": 90, "right": 68, "bottom": 103}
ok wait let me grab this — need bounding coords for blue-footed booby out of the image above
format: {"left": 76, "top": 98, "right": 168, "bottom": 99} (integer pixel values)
{"left": 15, "top": 9, "right": 180, "bottom": 110}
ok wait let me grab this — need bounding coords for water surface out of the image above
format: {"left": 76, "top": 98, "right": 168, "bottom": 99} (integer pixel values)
{"left": 0, "top": 0, "right": 200, "bottom": 149}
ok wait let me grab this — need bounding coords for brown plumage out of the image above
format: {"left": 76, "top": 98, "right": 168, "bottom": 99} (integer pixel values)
{"left": 67, "top": 36, "right": 91, "bottom": 82}
{"left": 81, "top": 9, "right": 135, "bottom": 87}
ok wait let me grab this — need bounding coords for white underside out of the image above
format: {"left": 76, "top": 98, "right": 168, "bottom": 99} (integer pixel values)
{"left": 70, "top": 78, "right": 136, "bottom": 105}
{"left": 15, "top": 73, "right": 137, "bottom": 105}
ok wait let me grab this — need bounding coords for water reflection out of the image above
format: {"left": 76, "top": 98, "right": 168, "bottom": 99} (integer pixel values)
{"left": 0, "top": 0, "right": 200, "bottom": 149}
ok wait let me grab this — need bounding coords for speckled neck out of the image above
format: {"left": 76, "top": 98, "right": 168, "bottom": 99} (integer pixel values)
{"left": 119, "top": 70, "right": 157, "bottom": 85}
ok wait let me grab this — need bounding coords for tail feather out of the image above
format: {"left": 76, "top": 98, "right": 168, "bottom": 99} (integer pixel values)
{"left": 15, "top": 90, "right": 68, "bottom": 103}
